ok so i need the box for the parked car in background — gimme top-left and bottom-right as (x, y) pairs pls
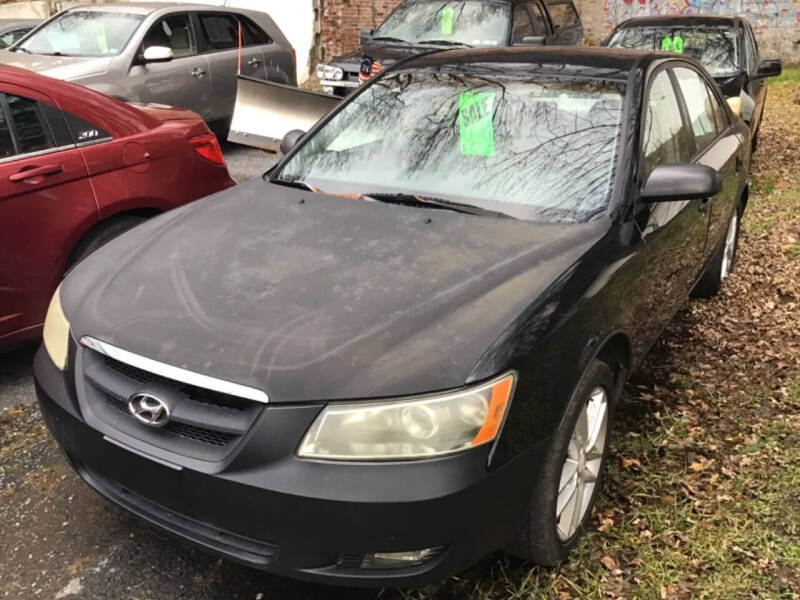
(36, 47), (750, 586)
(604, 15), (781, 148)
(0, 66), (234, 351)
(316, 0), (583, 96)
(0, 19), (40, 49)
(0, 3), (296, 133)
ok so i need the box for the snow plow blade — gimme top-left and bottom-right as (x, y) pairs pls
(228, 76), (340, 151)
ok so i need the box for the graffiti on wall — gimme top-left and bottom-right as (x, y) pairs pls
(603, 0), (800, 29)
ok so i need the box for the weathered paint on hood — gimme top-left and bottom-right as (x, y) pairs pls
(0, 49), (112, 81)
(61, 178), (607, 403)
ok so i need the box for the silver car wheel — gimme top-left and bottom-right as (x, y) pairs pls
(721, 211), (739, 280)
(556, 386), (608, 541)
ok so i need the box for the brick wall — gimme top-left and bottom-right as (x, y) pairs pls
(319, 0), (800, 65)
(320, 0), (399, 61)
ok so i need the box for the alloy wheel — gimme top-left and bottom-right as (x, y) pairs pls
(721, 211), (739, 280)
(556, 386), (608, 541)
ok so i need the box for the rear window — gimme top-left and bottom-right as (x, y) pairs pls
(545, 1), (580, 27)
(607, 26), (740, 77)
(198, 13), (239, 50)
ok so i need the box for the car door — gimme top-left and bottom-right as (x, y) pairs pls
(0, 87), (95, 343)
(194, 12), (267, 123)
(633, 68), (709, 327)
(544, 0), (583, 45)
(126, 13), (213, 121)
(743, 23), (766, 131)
(240, 15), (292, 85)
(673, 66), (742, 262)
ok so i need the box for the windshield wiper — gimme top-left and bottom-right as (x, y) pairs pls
(371, 36), (410, 44)
(417, 39), (473, 48)
(361, 192), (508, 218)
(269, 177), (314, 191)
(12, 46), (31, 53)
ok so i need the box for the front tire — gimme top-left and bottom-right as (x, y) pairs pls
(512, 360), (617, 565)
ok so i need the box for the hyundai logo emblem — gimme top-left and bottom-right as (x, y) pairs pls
(128, 393), (170, 428)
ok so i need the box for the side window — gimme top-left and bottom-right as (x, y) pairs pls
(198, 13), (240, 51)
(0, 103), (14, 159)
(545, 1), (580, 28)
(0, 28), (30, 49)
(643, 71), (691, 176)
(511, 4), (535, 43)
(745, 26), (758, 73)
(142, 14), (196, 58)
(530, 3), (550, 36)
(6, 94), (53, 154)
(673, 67), (719, 153)
(242, 17), (271, 46)
(62, 112), (111, 144)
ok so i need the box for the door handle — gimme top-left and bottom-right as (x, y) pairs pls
(9, 164), (63, 183)
(247, 58), (262, 67)
(191, 67), (207, 78)
(699, 198), (711, 214)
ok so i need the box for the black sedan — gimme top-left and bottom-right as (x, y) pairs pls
(604, 15), (781, 148)
(35, 47), (750, 587)
(317, 0), (583, 96)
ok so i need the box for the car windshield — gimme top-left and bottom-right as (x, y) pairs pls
(274, 69), (625, 223)
(16, 10), (143, 57)
(607, 26), (740, 77)
(374, 0), (510, 47)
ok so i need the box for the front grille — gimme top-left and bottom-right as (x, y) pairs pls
(81, 347), (265, 463)
(103, 392), (238, 448)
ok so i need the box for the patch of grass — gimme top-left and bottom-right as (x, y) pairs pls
(769, 68), (800, 88)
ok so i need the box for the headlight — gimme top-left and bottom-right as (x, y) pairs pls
(316, 63), (344, 81)
(298, 373), (515, 460)
(43, 285), (70, 370)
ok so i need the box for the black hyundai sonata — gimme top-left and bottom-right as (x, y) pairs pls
(35, 47), (750, 587)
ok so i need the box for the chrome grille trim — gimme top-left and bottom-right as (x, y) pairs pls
(79, 336), (269, 404)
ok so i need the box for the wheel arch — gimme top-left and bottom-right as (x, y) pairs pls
(65, 207), (163, 271)
(587, 331), (632, 391)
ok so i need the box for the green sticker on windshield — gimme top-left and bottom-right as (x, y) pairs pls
(661, 35), (684, 54)
(441, 7), (454, 35)
(459, 91), (495, 156)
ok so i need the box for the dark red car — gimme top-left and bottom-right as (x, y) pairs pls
(0, 66), (235, 351)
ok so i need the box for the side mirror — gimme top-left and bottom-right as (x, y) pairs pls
(727, 96), (742, 117)
(520, 36), (545, 46)
(142, 45), (173, 63)
(280, 129), (305, 155)
(360, 27), (375, 46)
(756, 58), (782, 79)
(641, 164), (721, 203)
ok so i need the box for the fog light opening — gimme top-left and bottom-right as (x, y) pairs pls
(360, 547), (442, 570)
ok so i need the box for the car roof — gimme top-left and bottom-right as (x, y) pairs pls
(615, 15), (743, 28)
(66, 2), (263, 15)
(404, 46), (667, 82)
(0, 64), (157, 135)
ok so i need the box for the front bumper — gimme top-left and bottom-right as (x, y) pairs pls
(34, 346), (543, 587)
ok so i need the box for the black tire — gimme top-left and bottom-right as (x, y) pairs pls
(512, 359), (617, 566)
(66, 215), (145, 271)
(691, 206), (741, 299)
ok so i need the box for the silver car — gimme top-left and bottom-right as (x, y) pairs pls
(0, 3), (296, 129)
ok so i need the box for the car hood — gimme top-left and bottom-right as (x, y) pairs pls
(329, 42), (428, 72)
(62, 179), (607, 403)
(0, 50), (111, 80)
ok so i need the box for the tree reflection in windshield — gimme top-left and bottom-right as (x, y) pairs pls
(375, 0), (510, 47)
(276, 68), (625, 224)
(607, 27), (740, 77)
